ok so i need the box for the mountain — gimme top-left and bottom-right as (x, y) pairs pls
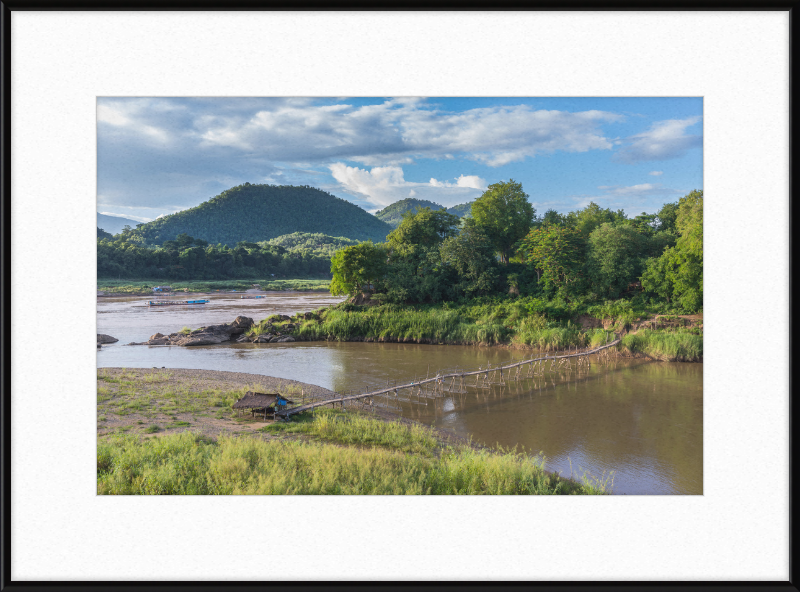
(447, 202), (474, 218)
(97, 213), (142, 235)
(128, 184), (393, 246)
(374, 198), (446, 228)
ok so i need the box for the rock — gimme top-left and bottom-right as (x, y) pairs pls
(149, 332), (165, 341)
(97, 334), (119, 344)
(232, 316), (254, 328)
(148, 337), (170, 345)
(276, 336), (295, 343)
(177, 333), (228, 346)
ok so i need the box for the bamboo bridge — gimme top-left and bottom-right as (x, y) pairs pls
(275, 338), (621, 419)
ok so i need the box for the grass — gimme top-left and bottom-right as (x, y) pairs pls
(296, 304), (597, 350)
(97, 278), (332, 294)
(618, 329), (703, 362)
(261, 409), (439, 455)
(97, 420), (611, 495)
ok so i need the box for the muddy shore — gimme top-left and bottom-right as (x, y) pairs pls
(96, 367), (479, 450)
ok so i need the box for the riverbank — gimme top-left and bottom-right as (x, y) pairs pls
(97, 278), (331, 295)
(276, 301), (703, 362)
(96, 368), (611, 494)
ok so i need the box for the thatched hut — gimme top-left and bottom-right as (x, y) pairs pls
(232, 391), (295, 419)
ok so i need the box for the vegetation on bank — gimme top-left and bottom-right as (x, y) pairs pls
(98, 229), (345, 280)
(97, 278), (331, 294)
(330, 183), (703, 315)
(285, 298), (701, 360)
(97, 409), (612, 495)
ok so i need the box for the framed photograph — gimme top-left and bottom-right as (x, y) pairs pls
(4, 6), (793, 586)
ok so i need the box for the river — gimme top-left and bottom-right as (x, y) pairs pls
(97, 291), (703, 495)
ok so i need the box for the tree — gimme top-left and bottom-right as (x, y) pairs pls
(439, 219), (499, 297)
(516, 224), (586, 293)
(329, 241), (388, 296)
(585, 223), (648, 298)
(471, 179), (536, 264)
(564, 202), (626, 236)
(386, 207), (460, 250)
(539, 209), (567, 227)
(640, 190), (703, 311)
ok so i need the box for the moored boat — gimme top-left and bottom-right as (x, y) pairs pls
(148, 299), (210, 306)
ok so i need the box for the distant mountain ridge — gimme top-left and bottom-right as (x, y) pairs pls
(97, 213), (141, 235)
(128, 184), (393, 246)
(374, 198), (475, 228)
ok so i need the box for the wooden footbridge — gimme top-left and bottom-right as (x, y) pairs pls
(275, 338), (621, 419)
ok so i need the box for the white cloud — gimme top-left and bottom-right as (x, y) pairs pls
(648, 171), (664, 176)
(329, 163), (486, 208)
(597, 183), (659, 196)
(615, 117), (702, 163)
(197, 101), (622, 168)
(97, 101), (170, 143)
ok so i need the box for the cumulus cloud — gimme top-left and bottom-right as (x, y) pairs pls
(329, 164), (486, 208)
(614, 117), (702, 163)
(195, 100), (621, 167)
(648, 171), (664, 176)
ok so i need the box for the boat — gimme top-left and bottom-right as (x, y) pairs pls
(240, 295), (265, 299)
(148, 299), (210, 306)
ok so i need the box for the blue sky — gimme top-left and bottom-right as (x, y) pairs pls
(97, 97), (702, 223)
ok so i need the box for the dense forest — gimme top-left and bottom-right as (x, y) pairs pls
(97, 231), (349, 280)
(331, 180), (703, 313)
(123, 184), (393, 246)
(374, 198), (474, 227)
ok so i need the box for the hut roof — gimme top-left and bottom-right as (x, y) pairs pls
(232, 391), (294, 409)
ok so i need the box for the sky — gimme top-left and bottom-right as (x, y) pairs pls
(97, 97), (702, 223)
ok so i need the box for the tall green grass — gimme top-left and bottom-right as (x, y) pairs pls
(618, 329), (703, 362)
(97, 430), (609, 495)
(295, 305), (588, 348)
(263, 410), (439, 455)
(295, 307), (508, 344)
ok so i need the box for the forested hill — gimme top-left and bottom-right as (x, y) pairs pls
(374, 198), (446, 228)
(447, 202), (474, 218)
(129, 184), (393, 246)
(97, 213), (141, 235)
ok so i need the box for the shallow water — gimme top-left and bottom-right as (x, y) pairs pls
(97, 292), (702, 494)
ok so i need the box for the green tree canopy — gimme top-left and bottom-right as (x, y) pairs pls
(565, 202), (626, 236)
(641, 190), (703, 311)
(330, 241), (388, 297)
(585, 223), (649, 298)
(439, 219), (499, 297)
(516, 224), (586, 293)
(386, 207), (461, 250)
(471, 179), (536, 264)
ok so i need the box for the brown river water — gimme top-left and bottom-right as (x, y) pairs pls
(97, 292), (703, 495)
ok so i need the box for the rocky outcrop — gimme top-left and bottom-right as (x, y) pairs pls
(129, 316), (254, 346)
(97, 334), (119, 344)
